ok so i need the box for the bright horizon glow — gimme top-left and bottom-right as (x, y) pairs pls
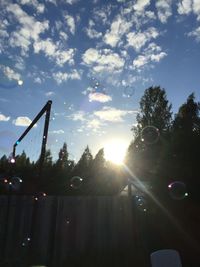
(103, 139), (129, 165)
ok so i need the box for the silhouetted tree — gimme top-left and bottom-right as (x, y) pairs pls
(71, 146), (93, 194)
(90, 148), (106, 194)
(169, 93), (200, 198)
(56, 143), (69, 169)
(132, 86), (172, 136)
(126, 86), (173, 198)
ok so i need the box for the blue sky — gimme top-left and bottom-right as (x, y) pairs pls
(0, 0), (200, 162)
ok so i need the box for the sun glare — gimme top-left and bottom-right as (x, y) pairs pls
(104, 139), (128, 165)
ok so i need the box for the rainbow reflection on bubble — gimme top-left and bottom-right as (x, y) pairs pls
(168, 181), (188, 200)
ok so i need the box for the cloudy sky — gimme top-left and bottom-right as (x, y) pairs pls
(0, 0), (200, 162)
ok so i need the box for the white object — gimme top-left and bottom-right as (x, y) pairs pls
(151, 249), (182, 267)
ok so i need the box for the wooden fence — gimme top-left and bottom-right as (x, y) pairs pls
(0, 196), (199, 267)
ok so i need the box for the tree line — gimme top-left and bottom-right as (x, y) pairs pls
(0, 86), (200, 199)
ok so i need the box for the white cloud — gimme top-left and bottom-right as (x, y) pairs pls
(67, 111), (86, 121)
(82, 48), (125, 73)
(188, 26), (200, 41)
(7, 4), (75, 66)
(133, 55), (149, 68)
(85, 19), (102, 39)
(53, 69), (81, 84)
(64, 0), (79, 4)
(133, 0), (151, 12)
(126, 27), (159, 52)
(94, 106), (136, 122)
(67, 111), (105, 132)
(13, 116), (34, 127)
(33, 38), (75, 66)
(103, 15), (132, 47)
(82, 86), (94, 95)
(64, 14), (75, 34)
(34, 77), (42, 84)
(86, 119), (104, 130)
(177, 0), (200, 20)
(88, 92), (112, 103)
(45, 91), (55, 97)
(133, 42), (167, 69)
(34, 38), (56, 55)
(177, 0), (192, 15)
(0, 19), (9, 41)
(59, 31), (68, 40)
(19, 0), (45, 14)
(7, 3), (49, 55)
(0, 114), (10, 121)
(0, 65), (21, 82)
(193, 0), (200, 20)
(93, 5), (112, 25)
(156, 0), (172, 23)
(51, 130), (65, 134)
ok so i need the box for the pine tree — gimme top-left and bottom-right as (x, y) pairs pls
(170, 93), (200, 198)
(56, 143), (69, 169)
(132, 86), (172, 137)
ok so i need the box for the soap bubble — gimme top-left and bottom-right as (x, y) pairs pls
(70, 176), (83, 189)
(34, 192), (47, 201)
(90, 77), (106, 94)
(0, 177), (9, 191)
(10, 177), (22, 191)
(141, 126), (160, 145)
(123, 86), (135, 98)
(135, 195), (148, 212)
(8, 153), (16, 164)
(168, 181), (188, 200)
(21, 237), (31, 247)
(18, 80), (23, 86)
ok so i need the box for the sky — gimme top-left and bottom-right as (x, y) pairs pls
(0, 0), (200, 162)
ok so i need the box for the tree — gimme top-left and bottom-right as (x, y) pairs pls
(56, 143), (69, 169)
(173, 93), (200, 134)
(71, 146), (93, 194)
(132, 86), (172, 137)
(43, 149), (53, 167)
(75, 146), (93, 172)
(170, 93), (200, 198)
(126, 86), (173, 196)
(90, 148), (106, 194)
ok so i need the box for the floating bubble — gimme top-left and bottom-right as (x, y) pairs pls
(18, 80), (23, 86)
(10, 158), (16, 164)
(90, 77), (106, 94)
(70, 176), (83, 189)
(34, 192), (47, 201)
(135, 195), (148, 212)
(50, 110), (56, 122)
(10, 177), (22, 191)
(8, 153), (16, 164)
(0, 177), (8, 191)
(21, 237), (31, 247)
(141, 126), (160, 145)
(123, 86), (135, 98)
(168, 181), (188, 200)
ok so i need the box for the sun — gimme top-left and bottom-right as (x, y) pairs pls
(104, 139), (128, 165)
